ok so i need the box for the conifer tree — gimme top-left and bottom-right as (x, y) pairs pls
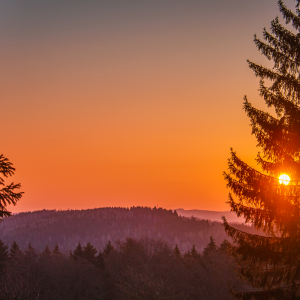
(223, 1), (300, 298)
(219, 240), (230, 254)
(39, 246), (52, 266)
(41, 246), (51, 258)
(203, 237), (218, 258)
(0, 154), (23, 220)
(183, 250), (191, 259)
(69, 242), (84, 261)
(25, 243), (38, 261)
(174, 244), (181, 258)
(9, 241), (21, 259)
(52, 243), (61, 256)
(103, 241), (114, 258)
(83, 242), (97, 264)
(190, 245), (200, 259)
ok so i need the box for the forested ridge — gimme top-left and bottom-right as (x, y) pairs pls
(0, 207), (261, 299)
(0, 207), (259, 253)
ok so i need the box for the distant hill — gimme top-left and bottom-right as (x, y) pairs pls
(0, 207), (255, 254)
(175, 209), (245, 223)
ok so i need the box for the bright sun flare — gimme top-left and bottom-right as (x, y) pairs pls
(279, 174), (291, 185)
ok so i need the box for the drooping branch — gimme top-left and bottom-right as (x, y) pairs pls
(0, 155), (23, 221)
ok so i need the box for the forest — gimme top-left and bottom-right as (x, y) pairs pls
(0, 207), (258, 299)
(0, 235), (245, 299)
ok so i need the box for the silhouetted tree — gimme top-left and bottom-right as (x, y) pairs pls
(184, 250), (191, 259)
(0, 154), (23, 220)
(52, 243), (61, 256)
(40, 245), (51, 260)
(223, 1), (300, 298)
(219, 239), (230, 253)
(103, 240), (114, 258)
(69, 242), (84, 261)
(190, 244), (200, 259)
(24, 243), (38, 264)
(203, 237), (218, 258)
(83, 242), (97, 264)
(9, 241), (20, 259)
(174, 244), (181, 258)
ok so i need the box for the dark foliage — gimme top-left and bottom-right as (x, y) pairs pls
(0, 154), (23, 220)
(0, 238), (241, 300)
(224, 0), (300, 298)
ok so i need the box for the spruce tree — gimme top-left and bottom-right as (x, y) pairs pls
(41, 246), (52, 258)
(69, 242), (84, 261)
(219, 240), (230, 254)
(25, 243), (38, 261)
(52, 243), (61, 256)
(173, 244), (181, 258)
(83, 242), (97, 264)
(103, 241), (114, 258)
(223, 1), (300, 298)
(0, 154), (23, 220)
(190, 245), (200, 259)
(9, 241), (21, 259)
(203, 237), (218, 258)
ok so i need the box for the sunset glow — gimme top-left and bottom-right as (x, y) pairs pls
(1, 0), (295, 213)
(279, 174), (290, 185)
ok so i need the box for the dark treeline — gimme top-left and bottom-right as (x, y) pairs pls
(0, 207), (260, 253)
(0, 237), (244, 300)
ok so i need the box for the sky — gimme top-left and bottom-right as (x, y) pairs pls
(1, 0), (297, 212)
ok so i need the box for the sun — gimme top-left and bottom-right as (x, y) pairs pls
(279, 174), (290, 185)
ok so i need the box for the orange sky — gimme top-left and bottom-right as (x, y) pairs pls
(1, 0), (296, 212)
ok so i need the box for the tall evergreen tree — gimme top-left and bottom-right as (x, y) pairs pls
(69, 242), (84, 261)
(52, 243), (61, 256)
(219, 239), (230, 254)
(203, 237), (218, 258)
(40, 245), (52, 259)
(0, 154), (23, 220)
(223, 1), (300, 298)
(190, 244), (200, 259)
(173, 244), (181, 258)
(24, 243), (38, 261)
(103, 241), (114, 258)
(83, 242), (97, 264)
(9, 241), (21, 259)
